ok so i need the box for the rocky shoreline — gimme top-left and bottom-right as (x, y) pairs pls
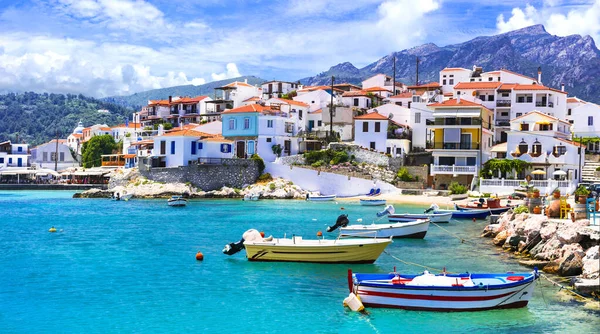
(482, 211), (599, 296)
(73, 169), (308, 200)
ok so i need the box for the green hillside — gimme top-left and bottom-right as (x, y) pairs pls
(0, 92), (134, 146)
(102, 75), (265, 109)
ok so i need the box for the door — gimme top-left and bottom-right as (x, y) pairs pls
(17, 158), (22, 167)
(308, 120), (314, 131)
(500, 131), (507, 143)
(460, 133), (471, 149)
(236, 141), (246, 158)
(284, 140), (291, 156)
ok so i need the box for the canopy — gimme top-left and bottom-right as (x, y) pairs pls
(553, 170), (567, 176)
(535, 121), (551, 125)
(531, 170), (546, 175)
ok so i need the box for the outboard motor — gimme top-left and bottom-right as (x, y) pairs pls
(376, 205), (395, 217)
(326, 214), (349, 232)
(223, 238), (245, 255)
(424, 203), (439, 214)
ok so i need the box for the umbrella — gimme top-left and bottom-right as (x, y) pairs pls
(553, 170), (567, 176)
(531, 170), (546, 175)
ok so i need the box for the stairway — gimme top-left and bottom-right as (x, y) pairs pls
(582, 160), (600, 183)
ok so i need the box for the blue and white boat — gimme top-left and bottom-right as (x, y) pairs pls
(388, 212), (452, 223)
(346, 269), (539, 311)
(359, 198), (386, 206)
(306, 194), (336, 201)
(426, 204), (489, 220)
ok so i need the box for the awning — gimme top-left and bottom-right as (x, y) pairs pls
(433, 111), (480, 117)
(1, 172), (17, 176)
(491, 142), (507, 153)
(35, 172), (48, 176)
(536, 120), (551, 125)
(553, 170), (567, 176)
(531, 170), (546, 175)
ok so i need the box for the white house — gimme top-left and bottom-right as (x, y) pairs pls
(261, 81), (302, 99)
(0, 141), (30, 168)
(566, 98), (600, 153)
(208, 80), (262, 113)
(265, 98), (310, 131)
(30, 139), (78, 171)
(368, 103), (431, 150)
(152, 129), (233, 168)
(353, 112), (389, 152)
(341, 91), (373, 109)
(362, 74), (406, 95)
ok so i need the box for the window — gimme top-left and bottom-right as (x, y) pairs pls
(449, 79), (454, 85)
(386, 147), (391, 154)
(362, 122), (369, 132)
(488, 95), (494, 101)
(221, 144), (231, 153)
(244, 118), (250, 129)
(160, 141), (166, 155)
(520, 123), (529, 131)
(443, 75), (447, 78)
(449, 75), (454, 78)
(396, 148), (401, 154)
(497, 77), (501, 81)
(501, 92), (509, 97)
(588, 116), (594, 126)
(51, 152), (57, 162)
(9, 158), (12, 164)
(442, 79), (447, 85)
(191, 142), (197, 155)
(554, 146), (567, 156)
(267, 120), (273, 128)
(299, 110), (303, 120)
(43, 152), (48, 162)
(466, 157), (477, 166)
(479, 95), (485, 101)
(59, 152), (64, 161)
(228, 119), (235, 130)
(569, 120), (574, 124)
(375, 122), (381, 132)
(354, 98), (359, 106)
(397, 101), (402, 106)
(415, 112), (421, 124)
(516, 113), (522, 117)
(456, 91), (461, 95)
(370, 142), (376, 150)
(567, 109), (572, 116)
(17, 146), (22, 152)
(198, 142), (203, 150)
(517, 96), (525, 103)
(501, 112), (509, 117)
(317, 120), (322, 126)
(488, 77), (493, 81)
(266, 138), (272, 143)
(170, 141), (176, 154)
(0, 158), (3, 163)
(439, 157), (455, 165)
(407, 102), (411, 108)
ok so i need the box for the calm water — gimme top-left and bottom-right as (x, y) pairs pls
(0, 191), (598, 333)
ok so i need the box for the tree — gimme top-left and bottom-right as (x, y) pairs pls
(81, 134), (117, 168)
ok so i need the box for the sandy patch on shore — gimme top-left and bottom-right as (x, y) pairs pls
(336, 191), (457, 208)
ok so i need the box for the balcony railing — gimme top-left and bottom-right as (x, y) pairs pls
(431, 165), (477, 174)
(431, 118), (482, 126)
(496, 100), (511, 107)
(535, 102), (555, 108)
(495, 120), (510, 127)
(427, 142), (480, 149)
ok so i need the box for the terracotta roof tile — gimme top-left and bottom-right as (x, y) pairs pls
(407, 82), (440, 89)
(388, 92), (412, 98)
(364, 86), (392, 93)
(162, 129), (215, 137)
(354, 112), (389, 120)
(441, 67), (470, 72)
(342, 90), (369, 97)
(272, 98), (309, 107)
(428, 98), (487, 109)
(454, 82), (502, 90)
(221, 104), (271, 114)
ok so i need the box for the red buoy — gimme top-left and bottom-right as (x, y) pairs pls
(317, 231), (323, 237)
(472, 218), (476, 222)
(195, 251), (204, 261)
(260, 231), (265, 237)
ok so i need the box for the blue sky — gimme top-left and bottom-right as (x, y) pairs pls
(0, 0), (598, 97)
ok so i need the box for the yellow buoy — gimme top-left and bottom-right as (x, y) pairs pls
(49, 227), (57, 233)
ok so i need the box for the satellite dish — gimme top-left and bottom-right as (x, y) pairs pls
(388, 114), (394, 119)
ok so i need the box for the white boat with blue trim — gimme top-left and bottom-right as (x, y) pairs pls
(346, 269), (539, 311)
(339, 219), (430, 239)
(306, 193), (336, 201)
(167, 196), (188, 207)
(359, 198), (387, 206)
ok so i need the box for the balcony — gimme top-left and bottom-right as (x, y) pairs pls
(427, 142), (480, 150)
(495, 120), (510, 127)
(535, 102), (554, 108)
(430, 118), (481, 126)
(496, 100), (511, 107)
(431, 164), (477, 175)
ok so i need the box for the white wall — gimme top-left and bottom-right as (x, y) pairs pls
(31, 142), (78, 171)
(265, 162), (398, 196)
(293, 90), (334, 112)
(439, 69), (471, 94)
(571, 103), (600, 138)
(354, 119), (388, 152)
(194, 121), (223, 135)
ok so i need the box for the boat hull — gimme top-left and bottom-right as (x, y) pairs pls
(244, 238), (391, 263)
(456, 205), (511, 214)
(168, 199), (187, 207)
(352, 272), (537, 312)
(360, 199), (386, 206)
(340, 220), (429, 239)
(434, 209), (489, 219)
(307, 195), (336, 201)
(388, 212), (452, 223)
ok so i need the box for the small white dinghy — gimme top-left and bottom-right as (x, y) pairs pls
(168, 195), (187, 207)
(339, 219), (430, 239)
(243, 193), (259, 201)
(359, 198), (386, 206)
(306, 193), (336, 201)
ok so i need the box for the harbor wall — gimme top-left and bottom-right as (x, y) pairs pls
(0, 184), (106, 191)
(265, 162), (398, 197)
(139, 159), (260, 191)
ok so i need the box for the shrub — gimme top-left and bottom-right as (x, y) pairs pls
(271, 144), (282, 157)
(574, 185), (590, 196)
(514, 205), (529, 214)
(257, 173), (273, 182)
(304, 150), (327, 165)
(269, 183), (276, 191)
(311, 160), (324, 168)
(330, 151), (349, 165)
(596, 166), (600, 171)
(396, 167), (414, 182)
(448, 182), (467, 195)
(251, 154), (265, 175)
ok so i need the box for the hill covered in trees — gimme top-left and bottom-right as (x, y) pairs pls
(0, 92), (133, 146)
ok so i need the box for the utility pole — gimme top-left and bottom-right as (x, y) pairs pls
(415, 56), (420, 86)
(329, 75), (335, 137)
(392, 55), (396, 95)
(577, 135), (582, 183)
(479, 113), (483, 179)
(54, 129), (59, 171)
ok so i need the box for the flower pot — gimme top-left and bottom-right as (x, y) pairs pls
(533, 206), (541, 214)
(533, 191), (540, 198)
(571, 212), (575, 222)
(553, 192), (560, 199)
(578, 195), (587, 204)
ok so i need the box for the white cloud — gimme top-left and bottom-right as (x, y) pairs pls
(496, 0), (600, 42)
(211, 63), (242, 81)
(496, 4), (537, 33)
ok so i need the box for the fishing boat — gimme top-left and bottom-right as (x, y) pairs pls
(388, 212), (452, 223)
(338, 219), (430, 239)
(167, 196), (187, 207)
(223, 229), (391, 263)
(426, 204), (490, 219)
(111, 191), (133, 201)
(454, 198), (512, 214)
(359, 198), (386, 206)
(243, 193), (259, 201)
(346, 269), (539, 311)
(306, 193), (336, 201)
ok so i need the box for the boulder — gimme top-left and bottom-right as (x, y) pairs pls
(582, 246), (600, 280)
(558, 252), (583, 276)
(505, 235), (527, 249)
(543, 261), (560, 274)
(529, 239), (547, 257)
(534, 236), (563, 261)
(493, 230), (509, 246)
(540, 222), (558, 240)
(523, 215), (545, 241)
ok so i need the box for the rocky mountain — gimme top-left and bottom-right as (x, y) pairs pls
(300, 25), (600, 103)
(103, 75), (265, 109)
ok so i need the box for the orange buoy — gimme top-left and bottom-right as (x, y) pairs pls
(472, 218), (476, 222)
(195, 251), (204, 261)
(260, 231), (265, 237)
(317, 231), (323, 237)
(340, 207), (345, 210)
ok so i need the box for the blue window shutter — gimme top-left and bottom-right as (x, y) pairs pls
(191, 142), (197, 155)
(198, 142), (203, 150)
(227, 144), (232, 153)
(170, 141), (175, 154)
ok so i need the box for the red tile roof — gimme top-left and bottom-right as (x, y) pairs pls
(162, 129), (215, 137)
(243, 96), (261, 102)
(311, 109), (322, 114)
(221, 104), (271, 114)
(272, 98), (309, 107)
(556, 137), (585, 148)
(454, 82), (502, 90)
(342, 90), (369, 97)
(428, 98), (487, 109)
(298, 85), (345, 93)
(364, 86), (392, 93)
(124, 154), (137, 159)
(202, 135), (233, 143)
(407, 82), (440, 89)
(112, 123), (142, 129)
(388, 92), (412, 99)
(177, 96), (209, 104)
(354, 112), (389, 120)
(567, 97), (586, 104)
(441, 67), (469, 72)
(222, 81), (253, 88)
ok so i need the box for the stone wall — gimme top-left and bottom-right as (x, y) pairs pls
(329, 143), (390, 166)
(139, 159), (260, 191)
(278, 155), (305, 166)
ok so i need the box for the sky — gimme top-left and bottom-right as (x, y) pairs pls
(0, 0), (598, 98)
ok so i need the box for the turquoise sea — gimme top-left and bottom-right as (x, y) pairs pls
(0, 191), (598, 333)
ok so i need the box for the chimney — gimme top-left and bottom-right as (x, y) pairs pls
(561, 83), (565, 92)
(537, 67), (542, 84)
(168, 96), (172, 103)
(245, 78), (248, 84)
(457, 93), (461, 104)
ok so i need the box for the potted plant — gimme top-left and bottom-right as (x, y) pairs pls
(532, 188), (540, 198)
(552, 188), (561, 199)
(533, 206), (541, 214)
(574, 185), (590, 204)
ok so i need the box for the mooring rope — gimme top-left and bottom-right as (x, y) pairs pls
(383, 250), (455, 273)
(539, 273), (593, 302)
(431, 220), (475, 244)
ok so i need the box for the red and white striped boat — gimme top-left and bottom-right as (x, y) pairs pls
(347, 269), (538, 311)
